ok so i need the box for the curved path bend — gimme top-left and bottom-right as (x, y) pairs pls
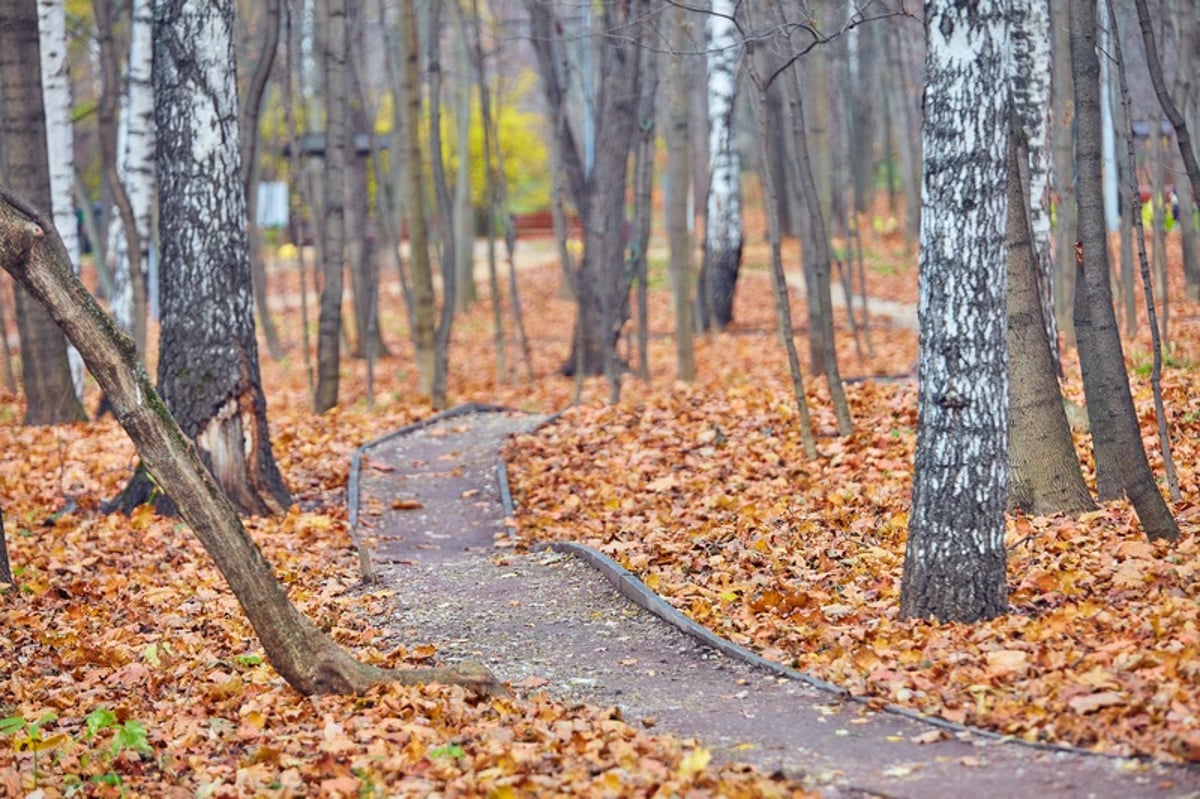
(349, 405), (1200, 798)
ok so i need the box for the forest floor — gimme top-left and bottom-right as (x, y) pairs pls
(352, 404), (1200, 797)
(1, 203), (1199, 795)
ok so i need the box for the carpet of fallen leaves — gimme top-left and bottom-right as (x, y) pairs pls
(0, 252), (826, 793)
(0, 203), (1197, 796)
(506, 230), (1200, 765)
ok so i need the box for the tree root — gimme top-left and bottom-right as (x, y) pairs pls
(312, 653), (507, 697)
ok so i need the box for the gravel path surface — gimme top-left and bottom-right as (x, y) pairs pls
(351, 406), (1200, 798)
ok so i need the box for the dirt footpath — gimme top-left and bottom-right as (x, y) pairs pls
(350, 405), (1200, 798)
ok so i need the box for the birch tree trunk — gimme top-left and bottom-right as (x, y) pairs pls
(38, 0), (83, 399)
(900, 0), (1010, 623)
(1011, 0), (1059, 366)
(112, 0), (155, 348)
(697, 0), (743, 333)
(1069, 0), (1179, 541)
(112, 0), (291, 517)
(0, 0), (86, 426)
(96, 0), (148, 357)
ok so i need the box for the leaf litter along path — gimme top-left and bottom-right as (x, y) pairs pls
(351, 405), (1199, 798)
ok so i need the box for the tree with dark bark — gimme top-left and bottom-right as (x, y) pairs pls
(399, 0), (438, 400)
(525, 0), (647, 384)
(629, 31), (658, 382)
(0, 508), (11, 589)
(744, 13), (817, 460)
(1069, 0), (1178, 542)
(666, 1), (695, 383)
(0, 0), (86, 426)
(1006, 120), (1095, 517)
(0, 188), (498, 697)
(1004, 0), (1093, 517)
(240, 0), (285, 361)
(1050, 0), (1078, 346)
(427, 0), (460, 409)
(315, 0), (348, 413)
(900, 0), (1010, 624)
(112, 0), (291, 517)
(768, 0), (852, 435)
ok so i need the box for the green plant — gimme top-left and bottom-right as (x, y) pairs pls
(428, 742), (466, 761)
(0, 712), (66, 786)
(1, 708), (154, 794)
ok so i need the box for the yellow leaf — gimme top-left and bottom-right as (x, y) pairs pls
(16, 732), (68, 753)
(488, 787), (519, 799)
(678, 746), (711, 778)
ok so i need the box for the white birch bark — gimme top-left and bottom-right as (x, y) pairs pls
(901, 1), (1011, 623)
(702, 0), (743, 331)
(109, 0), (155, 333)
(37, 0), (83, 396)
(1011, 0), (1058, 358)
(1098, 13), (1120, 232)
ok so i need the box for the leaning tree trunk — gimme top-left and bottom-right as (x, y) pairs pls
(698, 0), (743, 333)
(112, 0), (291, 517)
(900, 0), (1010, 624)
(0, 189), (497, 697)
(0, 0), (86, 426)
(1069, 0), (1178, 542)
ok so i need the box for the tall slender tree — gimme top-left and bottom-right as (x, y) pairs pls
(315, 0), (348, 413)
(0, 0), (86, 426)
(665, 1), (695, 382)
(697, 0), (743, 332)
(1069, 0), (1178, 542)
(113, 0), (290, 517)
(400, 0), (437, 399)
(109, 0), (155, 357)
(1050, 0), (1077, 345)
(96, 0), (149, 357)
(240, 0), (284, 361)
(37, 0), (82, 398)
(901, 0), (1010, 623)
